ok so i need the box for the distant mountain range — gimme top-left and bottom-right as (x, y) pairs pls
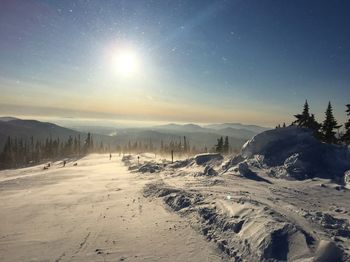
(0, 117), (270, 152)
(204, 123), (269, 133)
(151, 123), (269, 140)
(0, 117), (19, 122)
(0, 117), (81, 149)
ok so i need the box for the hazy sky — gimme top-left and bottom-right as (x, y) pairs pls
(0, 0), (349, 126)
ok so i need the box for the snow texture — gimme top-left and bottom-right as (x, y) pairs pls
(237, 126), (350, 180)
(194, 153), (223, 165)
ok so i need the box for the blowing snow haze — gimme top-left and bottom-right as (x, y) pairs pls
(1, 1), (350, 262)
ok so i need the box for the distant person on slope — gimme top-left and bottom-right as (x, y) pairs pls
(109, 153), (112, 160)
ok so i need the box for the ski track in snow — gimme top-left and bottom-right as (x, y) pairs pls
(0, 154), (221, 262)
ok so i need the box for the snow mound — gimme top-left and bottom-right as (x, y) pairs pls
(143, 182), (350, 261)
(305, 211), (350, 238)
(233, 127), (350, 180)
(138, 162), (162, 173)
(168, 158), (194, 168)
(200, 166), (218, 176)
(229, 161), (272, 183)
(194, 153), (223, 165)
(314, 240), (344, 262)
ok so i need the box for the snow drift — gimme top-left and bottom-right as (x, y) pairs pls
(128, 150), (350, 261)
(194, 153), (223, 165)
(227, 127), (350, 181)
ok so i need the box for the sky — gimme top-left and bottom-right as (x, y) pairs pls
(0, 0), (349, 127)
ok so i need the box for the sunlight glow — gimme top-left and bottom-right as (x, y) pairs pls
(112, 49), (140, 77)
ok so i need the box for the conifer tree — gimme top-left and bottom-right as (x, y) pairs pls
(308, 114), (322, 139)
(293, 100), (321, 136)
(215, 137), (224, 153)
(223, 136), (229, 154)
(293, 100), (310, 127)
(341, 104), (350, 144)
(321, 102), (341, 143)
(183, 136), (188, 153)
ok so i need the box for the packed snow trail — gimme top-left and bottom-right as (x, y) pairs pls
(0, 154), (220, 262)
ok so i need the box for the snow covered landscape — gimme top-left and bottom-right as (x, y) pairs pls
(1, 127), (349, 261)
(1, 1), (350, 261)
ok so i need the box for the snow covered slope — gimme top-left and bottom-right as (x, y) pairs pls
(125, 153), (350, 262)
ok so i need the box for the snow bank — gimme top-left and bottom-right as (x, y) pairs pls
(194, 153), (223, 165)
(200, 166), (218, 176)
(228, 161), (272, 183)
(143, 182), (350, 261)
(231, 127), (350, 180)
(138, 162), (162, 173)
(168, 158), (194, 168)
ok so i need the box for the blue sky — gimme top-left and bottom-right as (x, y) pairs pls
(0, 0), (349, 126)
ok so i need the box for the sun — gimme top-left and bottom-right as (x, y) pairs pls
(112, 49), (139, 77)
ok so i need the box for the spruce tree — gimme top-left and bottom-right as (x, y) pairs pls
(293, 100), (321, 136)
(293, 100), (310, 127)
(223, 136), (229, 154)
(321, 102), (341, 143)
(341, 104), (350, 144)
(307, 114), (322, 139)
(183, 136), (188, 153)
(215, 137), (224, 153)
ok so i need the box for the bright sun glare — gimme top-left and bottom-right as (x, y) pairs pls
(112, 49), (139, 77)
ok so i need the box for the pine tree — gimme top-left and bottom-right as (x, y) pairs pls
(84, 133), (92, 153)
(160, 140), (164, 153)
(341, 104), (350, 144)
(293, 100), (310, 127)
(215, 137), (224, 153)
(308, 114), (322, 139)
(183, 136), (188, 153)
(293, 100), (321, 136)
(321, 102), (341, 143)
(2, 136), (13, 167)
(223, 136), (229, 154)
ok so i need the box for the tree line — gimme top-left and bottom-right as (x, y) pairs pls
(276, 101), (350, 145)
(0, 133), (97, 169)
(215, 136), (230, 154)
(117, 136), (209, 156)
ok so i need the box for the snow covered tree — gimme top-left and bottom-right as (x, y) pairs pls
(321, 102), (341, 144)
(341, 104), (350, 144)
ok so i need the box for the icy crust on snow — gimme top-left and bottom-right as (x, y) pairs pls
(236, 127), (350, 180)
